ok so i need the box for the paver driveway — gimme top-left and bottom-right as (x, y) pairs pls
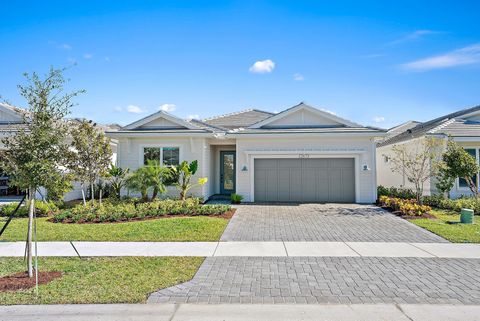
(220, 204), (447, 242)
(149, 203), (468, 304)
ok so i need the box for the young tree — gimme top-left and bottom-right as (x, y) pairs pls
(441, 139), (480, 198)
(387, 137), (442, 203)
(69, 120), (112, 205)
(0, 68), (83, 277)
(171, 160), (208, 201)
(435, 162), (456, 199)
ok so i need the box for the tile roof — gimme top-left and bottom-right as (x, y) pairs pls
(202, 109), (274, 130)
(378, 105), (480, 147)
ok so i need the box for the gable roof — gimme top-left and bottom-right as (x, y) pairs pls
(249, 102), (362, 129)
(202, 109), (274, 130)
(122, 110), (201, 131)
(378, 105), (480, 147)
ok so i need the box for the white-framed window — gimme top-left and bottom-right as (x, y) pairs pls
(457, 147), (479, 189)
(143, 147), (180, 166)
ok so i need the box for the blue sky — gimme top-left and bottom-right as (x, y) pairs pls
(1, 0), (479, 128)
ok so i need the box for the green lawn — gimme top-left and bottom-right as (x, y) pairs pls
(0, 257), (203, 304)
(0, 216), (229, 242)
(409, 209), (480, 243)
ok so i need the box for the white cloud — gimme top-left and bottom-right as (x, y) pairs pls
(83, 53), (93, 59)
(249, 59), (275, 73)
(113, 106), (122, 112)
(401, 43), (480, 71)
(159, 103), (176, 112)
(293, 73), (304, 81)
(373, 116), (385, 123)
(390, 30), (441, 45)
(187, 114), (200, 120)
(59, 43), (72, 50)
(127, 105), (145, 114)
(67, 57), (77, 64)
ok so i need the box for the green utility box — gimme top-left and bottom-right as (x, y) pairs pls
(460, 208), (474, 224)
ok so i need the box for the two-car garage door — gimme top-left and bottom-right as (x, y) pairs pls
(254, 158), (355, 203)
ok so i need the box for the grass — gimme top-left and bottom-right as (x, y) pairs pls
(0, 256), (203, 304)
(0, 216), (229, 242)
(409, 209), (480, 243)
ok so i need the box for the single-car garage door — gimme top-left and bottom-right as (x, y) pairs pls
(254, 158), (355, 203)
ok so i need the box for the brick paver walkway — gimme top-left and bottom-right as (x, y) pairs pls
(149, 257), (480, 304)
(220, 204), (447, 242)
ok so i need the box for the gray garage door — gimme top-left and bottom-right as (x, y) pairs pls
(254, 158), (355, 203)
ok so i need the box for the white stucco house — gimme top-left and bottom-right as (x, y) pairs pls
(107, 103), (385, 203)
(0, 103), (119, 201)
(377, 105), (480, 198)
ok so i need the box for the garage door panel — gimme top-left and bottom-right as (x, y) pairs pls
(265, 169), (279, 201)
(254, 158), (355, 203)
(277, 169), (291, 200)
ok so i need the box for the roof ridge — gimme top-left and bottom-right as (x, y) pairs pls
(203, 108), (273, 121)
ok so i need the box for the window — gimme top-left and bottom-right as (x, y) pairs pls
(162, 147), (180, 166)
(459, 148), (478, 188)
(143, 147), (180, 166)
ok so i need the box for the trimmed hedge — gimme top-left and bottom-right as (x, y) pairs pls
(0, 201), (59, 218)
(377, 185), (416, 200)
(52, 198), (231, 223)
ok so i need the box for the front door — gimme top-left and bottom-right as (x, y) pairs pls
(220, 151), (235, 195)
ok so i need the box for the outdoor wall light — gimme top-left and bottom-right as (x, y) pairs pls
(241, 165), (248, 171)
(363, 165), (370, 171)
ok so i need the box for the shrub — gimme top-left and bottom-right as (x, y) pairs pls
(52, 198), (231, 223)
(378, 196), (431, 216)
(0, 200), (58, 218)
(421, 195), (444, 208)
(230, 193), (243, 204)
(377, 186), (416, 200)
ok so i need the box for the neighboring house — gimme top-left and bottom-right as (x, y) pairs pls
(377, 105), (480, 198)
(0, 103), (118, 201)
(107, 103), (385, 203)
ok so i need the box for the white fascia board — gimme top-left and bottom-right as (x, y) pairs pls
(249, 103), (362, 129)
(122, 111), (198, 130)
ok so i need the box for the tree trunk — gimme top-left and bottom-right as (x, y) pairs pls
(27, 187), (35, 278)
(151, 187), (158, 201)
(91, 182), (94, 202)
(99, 188), (103, 205)
(81, 185), (87, 206)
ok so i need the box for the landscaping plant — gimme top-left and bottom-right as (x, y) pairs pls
(230, 193), (243, 204)
(69, 119), (113, 205)
(0, 67), (83, 277)
(441, 139), (480, 198)
(126, 160), (169, 202)
(107, 164), (129, 199)
(171, 160), (208, 201)
(386, 137), (442, 203)
(378, 195), (431, 216)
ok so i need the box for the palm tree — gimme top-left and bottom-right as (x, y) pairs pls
(126, 160), (168, 201)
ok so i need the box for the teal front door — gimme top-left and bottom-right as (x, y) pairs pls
(220, 151), (235, 195)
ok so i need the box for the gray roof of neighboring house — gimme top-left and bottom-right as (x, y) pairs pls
(378, 105), (480, 147)
(387, 120), (421, 136)
(202, 109), (275, 130)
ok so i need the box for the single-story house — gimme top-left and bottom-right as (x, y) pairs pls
(107, 103), (385, 203)
(0, 102), (119, 201)
(377, 105), (480, 198)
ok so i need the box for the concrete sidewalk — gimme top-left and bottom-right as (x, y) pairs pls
(2, 303), (480, 321)
(1, 241), (480, 258)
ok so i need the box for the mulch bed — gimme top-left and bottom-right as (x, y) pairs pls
(0, 271), (62, 292)
(50, 208), (236, 224)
